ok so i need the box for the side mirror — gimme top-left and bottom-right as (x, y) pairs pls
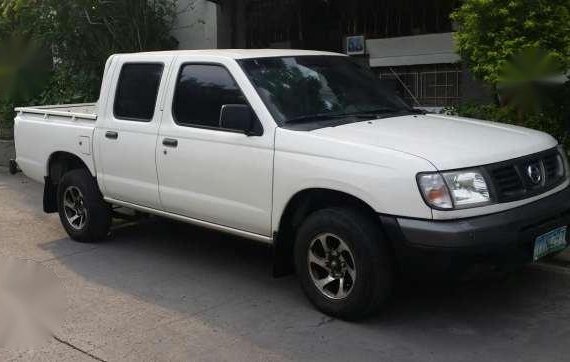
(219, 104), (261, 136)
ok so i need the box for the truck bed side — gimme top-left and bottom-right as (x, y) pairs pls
(14, 103), (98, 184)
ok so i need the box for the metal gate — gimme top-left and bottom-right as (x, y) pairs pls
(379, 69), (462, 107)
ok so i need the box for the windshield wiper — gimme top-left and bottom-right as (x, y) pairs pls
(286, 108), (425, 124)
(345, 108), (426, 119)
(286, 112), (361, 124)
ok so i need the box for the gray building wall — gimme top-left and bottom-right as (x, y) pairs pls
(172, 0), (246, 50)
(367, 33), (492, 107)
(172, 0), (218, 49)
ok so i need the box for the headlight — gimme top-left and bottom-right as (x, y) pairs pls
(418, 169), (492, 210)
(417, 173), (453, 209)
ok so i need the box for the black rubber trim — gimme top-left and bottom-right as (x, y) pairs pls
(162, 138), (178, 147)
(105, 131), (118, 139)
(43, 176), (58, 213)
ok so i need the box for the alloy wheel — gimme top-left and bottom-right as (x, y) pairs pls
(307, 233), (357, 300)
(63, 186), (88, 230)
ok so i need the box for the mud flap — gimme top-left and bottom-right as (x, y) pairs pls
(43, 176), (58, 213)
(272, 232), (295, 278)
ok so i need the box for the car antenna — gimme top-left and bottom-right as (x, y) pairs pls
(389, 67), (422, 108)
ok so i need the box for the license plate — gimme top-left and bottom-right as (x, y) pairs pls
(533, 226), (568, 261)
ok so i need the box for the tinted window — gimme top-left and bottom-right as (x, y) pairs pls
(173, 64), (247, 128)
(114, 63), (164, 121)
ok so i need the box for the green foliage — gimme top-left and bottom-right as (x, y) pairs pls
(452, 0), (570, 84)
(452, 0), (570, 148)
(497, 47), (566, 116)
(0, 0), (50, 136)
(445, 82), (570, 148)
(0, 0), (177, 137)
(444, 103), (513, 124)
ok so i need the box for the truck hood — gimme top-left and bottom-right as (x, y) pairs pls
(311, 114), (558, 170)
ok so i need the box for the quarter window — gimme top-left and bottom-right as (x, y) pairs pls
(114, 63), (164, 121)
(173, 64), (247, 128)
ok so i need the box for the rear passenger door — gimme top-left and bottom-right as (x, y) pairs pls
(156, 59), (274, 237)
(95, 55), (172, 209)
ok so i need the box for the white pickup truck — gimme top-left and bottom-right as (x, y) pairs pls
(13, 49), (570, 319)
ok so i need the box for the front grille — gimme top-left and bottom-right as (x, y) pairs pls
(543, 153), (561, 180)
(491, 166), (523, 198)
(485, 148), (566, 203)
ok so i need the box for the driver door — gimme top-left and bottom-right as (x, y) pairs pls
(156, 59), (274, 237)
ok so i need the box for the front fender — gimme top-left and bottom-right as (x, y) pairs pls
(271, 150), (435, 233)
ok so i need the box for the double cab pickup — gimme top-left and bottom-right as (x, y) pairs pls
(13, 49), (570, 319)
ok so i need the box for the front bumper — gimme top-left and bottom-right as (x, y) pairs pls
(381, 186), (570, 277)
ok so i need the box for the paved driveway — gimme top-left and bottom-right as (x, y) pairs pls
(1, 168), (570, 361)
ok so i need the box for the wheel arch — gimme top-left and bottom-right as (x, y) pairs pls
(46, 151), (95, 180)
(43, 151), (95, 213)
(272, 188), (382, 277)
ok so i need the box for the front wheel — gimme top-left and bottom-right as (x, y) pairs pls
(57, 169), (111, 242)
(294, 208), (393, 320)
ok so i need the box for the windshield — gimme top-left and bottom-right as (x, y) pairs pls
(238, 56), (413, 126)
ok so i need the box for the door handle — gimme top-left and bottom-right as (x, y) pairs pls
(105, 131), (118, 140)
(162, 138), (178, 148)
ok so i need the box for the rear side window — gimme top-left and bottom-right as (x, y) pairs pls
(114, 63), (164, 121)
(173, 64), (247, 128)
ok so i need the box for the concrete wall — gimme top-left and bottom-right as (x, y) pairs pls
(172, 0), (218, 49)
(366, 33), (460, 67)
(172, 0), (247, 50)
(215, 1), (232, 48)
(215, 0), (247, 49)
(0, 140), (15, 167)
(366, 32), (493, 105)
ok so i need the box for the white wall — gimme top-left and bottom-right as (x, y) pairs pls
(172, 0), (218, 49)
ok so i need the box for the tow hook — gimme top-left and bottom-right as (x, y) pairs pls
(8, 159), (20, 175)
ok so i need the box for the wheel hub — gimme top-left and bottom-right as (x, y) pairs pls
(307, 233), (356, 300)
(327, 254), (346, 277)
(63, 186), (88, 230)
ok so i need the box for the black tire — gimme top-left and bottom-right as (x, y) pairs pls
(294, 207), (393, 320)
(57, 169), (111, 242)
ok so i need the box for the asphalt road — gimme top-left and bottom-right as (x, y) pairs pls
(1, 167), (570, 361)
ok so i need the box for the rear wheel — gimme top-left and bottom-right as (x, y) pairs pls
(57, 169), (111, 242)
(294, 207), (393, 320)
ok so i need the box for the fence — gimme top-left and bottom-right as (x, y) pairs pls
(378, 69), (462, 108)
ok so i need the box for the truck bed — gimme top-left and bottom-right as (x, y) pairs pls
(14, 102), (98, 184)
(15, 103), (97, 121)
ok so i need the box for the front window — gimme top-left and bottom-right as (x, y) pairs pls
(173, 64), (248, 129)
(239, 56), (414, 127)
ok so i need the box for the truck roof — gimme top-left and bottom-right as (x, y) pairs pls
(117, 49), (345, 60)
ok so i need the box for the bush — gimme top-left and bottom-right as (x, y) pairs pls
(443, 103), (513, 124)
(452, 0), (570, 84)
(451, 0), (570, 149)
(446, 83), (570, 149)
(0, 0), (178, 137)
